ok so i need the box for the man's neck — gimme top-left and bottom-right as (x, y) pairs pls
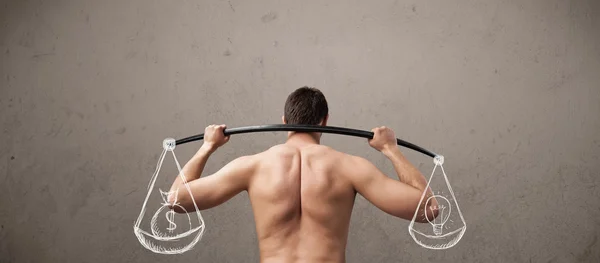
(285, 132), (320, 147)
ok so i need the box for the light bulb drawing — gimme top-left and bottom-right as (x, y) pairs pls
(425, 195), (451, 236)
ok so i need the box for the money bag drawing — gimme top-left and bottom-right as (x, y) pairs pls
(133, 138), (205, 254)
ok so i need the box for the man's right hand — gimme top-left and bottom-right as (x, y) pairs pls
(368, 126), (397, 152)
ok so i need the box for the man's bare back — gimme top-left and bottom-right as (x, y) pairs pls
(249, 144), (356, 262)
(168, 125), (438, 263)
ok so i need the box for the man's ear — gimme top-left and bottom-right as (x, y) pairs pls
(282, 116), (287, 124)
(321, 114), (329, 126)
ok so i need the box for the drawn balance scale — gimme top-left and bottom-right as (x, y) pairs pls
(133, 139), (206, 254)
(408, 155), (467, 250)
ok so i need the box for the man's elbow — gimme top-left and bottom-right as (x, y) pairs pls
(170, 204), (188, 214)
(167, 194), (195, 214)
(412, 205), (439, 223)
(170, 203), (200, 214)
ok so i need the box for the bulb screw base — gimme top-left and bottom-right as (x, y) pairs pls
(433, 225), (443, 236)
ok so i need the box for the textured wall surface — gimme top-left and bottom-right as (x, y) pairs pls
(1, 0), (599, 262)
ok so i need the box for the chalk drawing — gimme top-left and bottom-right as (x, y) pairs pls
(133, 138), (205, 254)
(409, 155), (466, 249)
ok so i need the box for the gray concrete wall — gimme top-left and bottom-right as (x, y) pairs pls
(1, 0), (599, 262)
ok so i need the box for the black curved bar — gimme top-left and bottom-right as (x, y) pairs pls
(175, 124), (437, 158)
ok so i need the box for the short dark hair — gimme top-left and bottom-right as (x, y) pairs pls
(284, 86), (328, 125)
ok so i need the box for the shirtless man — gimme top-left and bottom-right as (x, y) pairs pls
(168, 87), (438, 262)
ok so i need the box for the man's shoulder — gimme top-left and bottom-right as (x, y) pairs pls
(258, 144), (295, 156)
(249, 144), (294, 162)
(250, 144), (370, 175)
(256, 144), (348, 160)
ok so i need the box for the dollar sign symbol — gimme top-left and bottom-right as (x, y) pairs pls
(166, 210), (177, 232)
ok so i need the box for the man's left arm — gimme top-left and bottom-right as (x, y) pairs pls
(167, 124), (255, 212)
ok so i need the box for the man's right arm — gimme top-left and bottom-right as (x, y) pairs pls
(348, 126), (438, 223)
(381, 145), (430, 201)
